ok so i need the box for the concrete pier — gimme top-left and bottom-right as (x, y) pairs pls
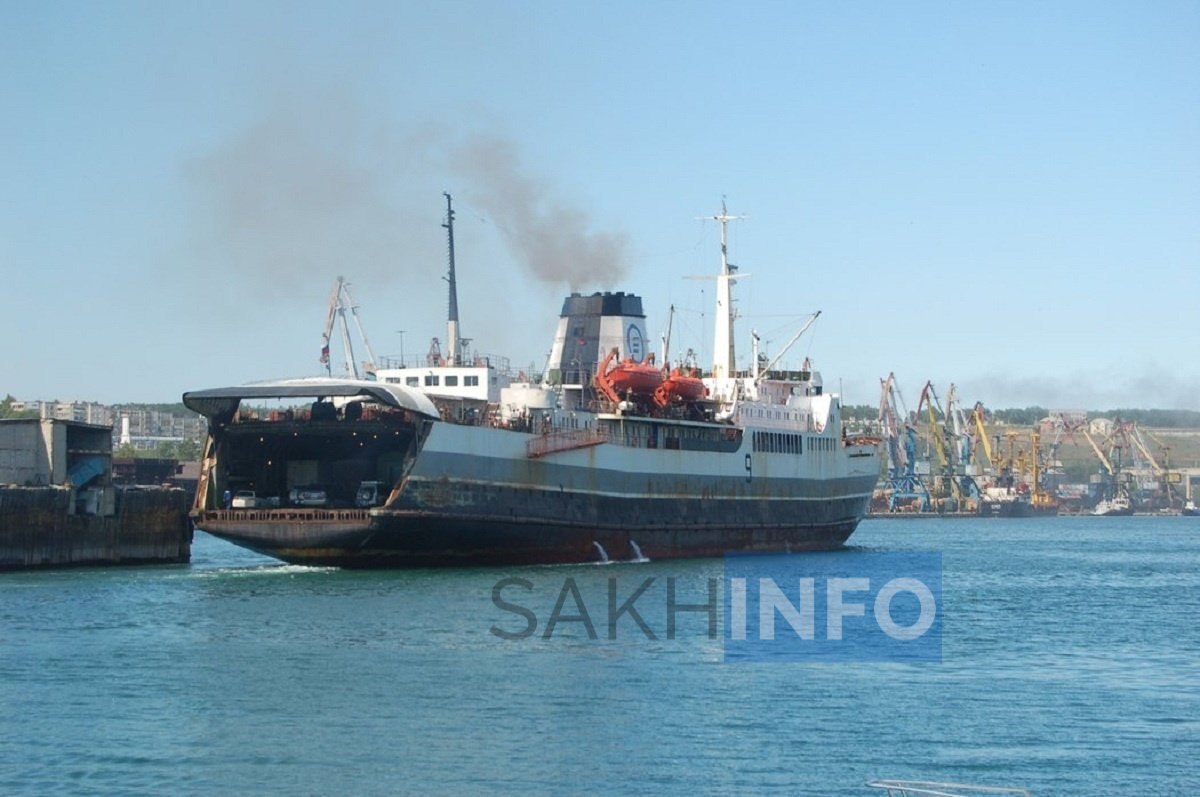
(0, 486), (192, 570)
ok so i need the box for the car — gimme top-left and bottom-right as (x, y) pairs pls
(355, 480), (385, 508)
(289, 485), (328, 507)
(231, 490), (270, 509)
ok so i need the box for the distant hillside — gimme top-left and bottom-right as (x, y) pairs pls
(990, 408), (1200, 428)
(842, 403), (1200, 429)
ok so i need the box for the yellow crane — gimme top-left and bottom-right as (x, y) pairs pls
(917, 382), (959, 500)
(1132, 425), (1183, 508)
(1082, 428), (1115, 476)
(970, 402), (995, 473)
(1029, 429), (1057, 512)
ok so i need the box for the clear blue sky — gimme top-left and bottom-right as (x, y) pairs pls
(2, 1), (1197, 410)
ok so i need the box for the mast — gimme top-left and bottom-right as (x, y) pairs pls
(661, 304), (675, 366)
(710, 201), (743, 379)
(443, 192), (460, 366)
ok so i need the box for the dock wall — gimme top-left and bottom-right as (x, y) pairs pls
(0, 486), (192, 571)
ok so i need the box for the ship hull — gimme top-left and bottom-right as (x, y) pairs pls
(186, 378), (879, 569)
(196, 490), (870, 568)
(193, 419), (876, 567)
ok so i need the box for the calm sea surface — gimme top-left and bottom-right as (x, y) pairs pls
(2, 516), (1198, 796)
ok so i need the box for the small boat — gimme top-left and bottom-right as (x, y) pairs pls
(1182, 501), (1199, 517)
(1092, 496), (1134, 516)
(594, 347), (664, 401)
(653, 367), (707, 406)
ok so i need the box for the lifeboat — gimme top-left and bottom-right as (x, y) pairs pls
(594, 347), (663, 403)
(653, 368), (707, 407)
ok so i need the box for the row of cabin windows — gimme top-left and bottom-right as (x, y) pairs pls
(385, 375), (481, 388)
(751, 432), (837, 454)
(746, 407), (808, 423)
(753, 431), (803, 455)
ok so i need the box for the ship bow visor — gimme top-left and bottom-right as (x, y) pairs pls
(183, 379), (440, 421)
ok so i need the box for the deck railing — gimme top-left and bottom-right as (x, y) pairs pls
(526, 427), (609, 459)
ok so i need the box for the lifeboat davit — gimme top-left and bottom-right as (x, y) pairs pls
(594, 347), (663, 403)
(653, 368), (707, 407)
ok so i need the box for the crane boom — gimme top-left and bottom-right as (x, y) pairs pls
(1082, 428), (1114, 474)
(320, 276), (377, 379)
(755, 312), (821, 383)
(971, 402), (994, 470)
(338, 280), (377, 376)
(320, 278), (342, 376)
(1129, 425), (1164, 474)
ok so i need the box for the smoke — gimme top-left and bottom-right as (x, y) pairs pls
(184, 93), (423, 297)
(185, 95), (629, 296)
(960, 369), (1200, 412)
(450, 136), (630, 290)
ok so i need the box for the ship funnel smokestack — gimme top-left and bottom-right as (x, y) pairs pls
(543, 291), (648, 395)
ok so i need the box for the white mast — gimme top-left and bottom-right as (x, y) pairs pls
(710, 201), (744, 379)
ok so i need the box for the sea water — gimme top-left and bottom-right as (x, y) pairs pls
(1, 516), (1197, 795)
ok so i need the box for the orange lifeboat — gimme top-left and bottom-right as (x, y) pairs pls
(594, 348), (663, 403)
(653, 368), (707, 407)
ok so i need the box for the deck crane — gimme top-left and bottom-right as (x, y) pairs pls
(320, 276), (378, 380)
(878, 373), (930, 512)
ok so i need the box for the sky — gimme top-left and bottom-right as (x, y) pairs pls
(2, 1), (1197, 411)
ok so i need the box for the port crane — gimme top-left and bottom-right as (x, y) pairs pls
(320, 276), (378, 380)
(1081, 425), (1126, 504)
(944, 384), (981, 498)
(915, 381), (976, 503)
(1028, 428), (1057, 513)
(878, 373), (930, 512)
(970, 402), (996, 474)
(1129, 424), (1183, 509)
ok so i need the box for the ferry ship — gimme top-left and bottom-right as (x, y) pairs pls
(183, 204), (880, 567)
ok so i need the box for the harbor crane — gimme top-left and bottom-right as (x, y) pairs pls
(320, 276), (378, 380)
(915, 381), (975, 503)
(1081, 425), (1125, 504)
(878, 373), (931, 512)
(970, 402), (996, 474)
(1129, 424), (1183, 509)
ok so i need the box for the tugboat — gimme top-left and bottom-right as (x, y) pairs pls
(1092, 495), (1134, 516)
